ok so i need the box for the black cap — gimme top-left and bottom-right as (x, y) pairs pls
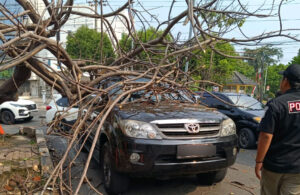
(279, 64), (300, 82)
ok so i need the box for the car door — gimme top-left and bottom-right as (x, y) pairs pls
(215, 95), (240, 121)
(56, 97), (78, 122)
(202, 93), (239, 121)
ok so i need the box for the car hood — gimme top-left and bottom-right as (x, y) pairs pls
(2, 99), (35, 106)
(243, 109), (265, 118)
(117, 101), (227, 123)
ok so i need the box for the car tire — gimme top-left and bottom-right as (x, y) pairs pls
(24, 116), (33, 122)
(58, 119), (69, 132)
(100, 142), (129, 195)
(238, 128), (256, 149)
(1, 110), (15, 125)
(197, 168), (227, 185)
(78, 133), (88, 153)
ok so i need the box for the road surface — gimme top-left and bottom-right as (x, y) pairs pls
(2, 104), (260, 195)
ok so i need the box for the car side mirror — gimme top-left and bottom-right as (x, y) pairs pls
(194, 95), (200, 103)
(216, 104), (232, 110)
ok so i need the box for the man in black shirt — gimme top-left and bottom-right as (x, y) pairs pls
(255, 64), (300, 195)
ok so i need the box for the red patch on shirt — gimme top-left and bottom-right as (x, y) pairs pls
(288, 100), (300, 114)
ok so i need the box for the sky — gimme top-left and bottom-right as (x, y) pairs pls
(2, 0), (300, 64)
(99, 0), (300, 65)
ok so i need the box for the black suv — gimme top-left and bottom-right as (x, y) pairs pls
(83, 78), (238, 194)
(199, 92), (265, 149)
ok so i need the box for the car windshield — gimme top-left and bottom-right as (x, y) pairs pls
(102, 77), (194, 103)
(130, 90), (194, 103)
(226, 94), (264, 110)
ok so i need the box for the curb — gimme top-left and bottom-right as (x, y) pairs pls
(35, 129), (54, 177)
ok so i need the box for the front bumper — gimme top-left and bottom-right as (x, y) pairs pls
(113, 135), (238, 177)
(15, 108), (37, 119)
(14, 109), (31, 119)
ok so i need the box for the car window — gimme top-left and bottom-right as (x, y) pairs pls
(55, 97), (79, 108)
(201, 94), (231, 107)
(56, 97), (69, 107)
(226, 94), (264, 110)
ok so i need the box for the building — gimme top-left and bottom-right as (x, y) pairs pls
(1, 0), (129, 97)
(223, 71), (257, 94)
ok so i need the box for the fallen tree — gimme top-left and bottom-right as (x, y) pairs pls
(0, 0), (299, 194)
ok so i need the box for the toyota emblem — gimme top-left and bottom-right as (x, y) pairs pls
(184, 123), (200, 134)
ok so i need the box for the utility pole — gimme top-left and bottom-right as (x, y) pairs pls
(129, 1), (134, 71)
(94, 0), (98, 31)
(184, 0), (195, 73)
(264, 64), (268, 93)
(130, 2), (134, 50)
(259, 51), (264, 102)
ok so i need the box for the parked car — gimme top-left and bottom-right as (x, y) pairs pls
(82, 77), (238, 194)
(0, 98), (38, 124)
(199, 92), (265, 149)
(45, 94), (78, 131)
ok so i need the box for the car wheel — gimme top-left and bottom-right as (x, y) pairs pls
(100, 142), (129, 194)
(238, 128), (256, 149)
(1, 110), (15, 125)
(78, 133), (88, 153)
(57, 119), (71, 132)
(24, 116), (33, 122)
(197, 168), (227, 185)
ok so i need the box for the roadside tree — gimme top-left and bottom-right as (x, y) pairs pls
(189, 42), (254, 85)
(66, 26), (115, 64)
(265, 64), (288, 98)
(243, 46), (283, 100)
(289, 49), (300, 65)
(119, 27), (172, 69)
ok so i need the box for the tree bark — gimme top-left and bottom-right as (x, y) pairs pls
(0, 65), (31, 104)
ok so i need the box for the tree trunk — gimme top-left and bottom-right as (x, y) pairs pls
(0, 65), (31, 104)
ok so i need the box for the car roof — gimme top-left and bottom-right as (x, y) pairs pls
(221, 92), (249, 96)
(197, 91), (250, 97)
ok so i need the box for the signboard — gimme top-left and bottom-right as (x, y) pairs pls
(213, 86), (219, 92)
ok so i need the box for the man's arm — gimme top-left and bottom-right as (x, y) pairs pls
(255, 132), (273, 179)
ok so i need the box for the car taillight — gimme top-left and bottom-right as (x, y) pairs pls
(46, 106), (52, 111)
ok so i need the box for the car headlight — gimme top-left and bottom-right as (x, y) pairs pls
(253, 117), (261, 123)
(10, 103), (25, 107)
(120, 120), (162, 139)
(220, 118), (236, 137)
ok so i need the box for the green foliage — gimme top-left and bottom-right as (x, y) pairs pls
(265, 64), (288, 98)
(119, 33), (132, 52)
(243, 46), (283, 99)
(66, 26), (115, 64)
(243, 45), (283, 70)
(0, 69), (13, 79)
(189, 42), (254, 85)
(288, 49), (300, 65)
(119, 27), (172, 62)
(198, 12), (245, 29)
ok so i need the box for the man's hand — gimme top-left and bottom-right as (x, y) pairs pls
(255, 162), (263, 179)
(255, 132), (273, 180)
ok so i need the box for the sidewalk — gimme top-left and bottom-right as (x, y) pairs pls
(0, 128), (55, 195)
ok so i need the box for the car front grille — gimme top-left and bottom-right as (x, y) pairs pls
(25, 104), (37, 110)
(155, 122), (220, 139)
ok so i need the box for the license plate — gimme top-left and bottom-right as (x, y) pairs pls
(177, 144), (216, 159)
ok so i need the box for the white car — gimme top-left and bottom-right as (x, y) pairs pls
(45, 95), (79, 131)
(0, 99), (38, 124)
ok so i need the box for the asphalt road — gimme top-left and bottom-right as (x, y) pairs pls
(1, 108), (47, 134)
(46, 138), (260, 195)
(3, 107), (260, 195)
